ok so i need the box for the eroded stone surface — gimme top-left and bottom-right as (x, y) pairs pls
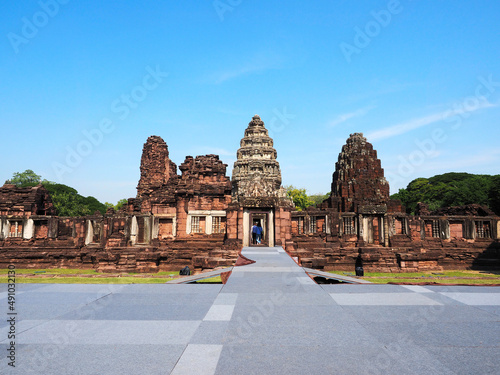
(331, 133), (390, 212)
(0, 120), (498, 273)
(231, 115), (291, 208)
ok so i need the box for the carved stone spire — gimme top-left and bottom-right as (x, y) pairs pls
(136, 136), (177, 198)
(231, 115), (290, 206)
(331, 133), (389, 212)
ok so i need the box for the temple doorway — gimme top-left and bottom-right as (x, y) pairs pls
(250, 213), (268, 246)
(362, 215), (384, 245)
(243, 208), (275, 247)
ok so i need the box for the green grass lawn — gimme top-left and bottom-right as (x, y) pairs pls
(0, 268), (176, 284)
(2, 268), (498, 285)
(194, 276), (222, 283)
(329, 270), (500, 285)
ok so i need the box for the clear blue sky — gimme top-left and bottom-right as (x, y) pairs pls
(1, 0), (499, 203)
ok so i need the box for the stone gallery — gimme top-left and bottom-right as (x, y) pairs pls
(0, 115), (499, 273)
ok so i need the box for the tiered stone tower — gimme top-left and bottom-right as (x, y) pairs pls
(227, 115), (293, 247)
(231, 115), (290, 207)
(331, 133), (390, 212)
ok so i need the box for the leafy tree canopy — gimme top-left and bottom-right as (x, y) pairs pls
(308, 192), (331, 207)
(391, 172), (500, 215)
(5, 169), (42, 187)
(285, 185), (313, 211)
(4, 170), (126, 217)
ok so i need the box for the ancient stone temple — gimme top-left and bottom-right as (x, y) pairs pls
(0, 117), (499, 273)
(331, 133), (390, 212)
(227, 115), (293, 247)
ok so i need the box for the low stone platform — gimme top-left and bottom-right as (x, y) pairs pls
(1, 247), (499, 374)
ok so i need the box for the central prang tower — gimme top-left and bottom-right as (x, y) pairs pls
(226, 115), (293, 248)
(231, 115), (289, 205)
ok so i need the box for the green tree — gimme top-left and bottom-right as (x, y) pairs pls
(114, 198), (128, 211)
(309, 192), (331, 207)
(391, 173), (500, 215)
(489, 175), (500, 215)
(42, 182), (107, 216)
(5, 169), (42, 187)
(285, 185), (314, 211)
(6, 170), (115, 216)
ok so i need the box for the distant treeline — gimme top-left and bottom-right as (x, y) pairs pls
(391, 172), (500, 215)
(5, 170), (127, 216)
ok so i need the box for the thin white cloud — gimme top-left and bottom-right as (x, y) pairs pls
(209, 53), (283, 84)
(419, 149), (500, 172)
(328, 105), (376, 127)
(213, 65), (269, 84)
(367, 100), (497, 141)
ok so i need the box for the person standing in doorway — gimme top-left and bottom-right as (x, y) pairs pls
(251, 222), (258, 245)
(256, 222), (263, 244)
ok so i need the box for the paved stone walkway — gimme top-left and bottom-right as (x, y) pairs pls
(1, 247), (499, 374)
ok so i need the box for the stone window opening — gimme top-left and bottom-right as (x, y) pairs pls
(394, 218), (407, 235)
(212, 216), (225, 234)
(191, 216), (205, 234)
(343, 217), (355, 235)
(475, 221), (491, 239)
(8, 220), (23, 238)
(309, 216), (317, 233)
(425, 220), (439, 238)
(298, 217), (304, 234)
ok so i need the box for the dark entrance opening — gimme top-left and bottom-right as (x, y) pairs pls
(250, 212), (268, 246)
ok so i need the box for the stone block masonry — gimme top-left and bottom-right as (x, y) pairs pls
(0, 122), (498, 273)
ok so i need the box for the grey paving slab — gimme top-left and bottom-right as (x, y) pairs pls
(17, 320), (201, 345)
(234, 291), (337, 306)
(230, 304), (351, 326)
(1, 247), (498, 374)
(423, 285), (500, 293)
(59, 303), (213, 321)
(223, 316), (379, 347)
(473, 305), (500, 316)
(213, 293), (238, 305)
(116, 284), (223, 294)
(189, 321), (230, 345)
(0, 320), (49, 341)
(400, 285), (436, 293)
(342, 305), (499, 323)
(425, 346), (500, 375)
(0, 344), (186, 375)
(330, 292), (443, 305)
(171, 344), (222, 375)
(215, 344), (418, 375)
(362, 321), (500, 348)
(203, 305), (235, 321)
(440, 292), (500, 305)
(321, 283), (414, 293)
(73, 291), (219, 306)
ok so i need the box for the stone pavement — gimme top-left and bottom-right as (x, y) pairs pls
(1, 246), (499, 374)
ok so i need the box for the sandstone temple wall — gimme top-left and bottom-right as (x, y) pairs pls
(0, 124), (499, 273)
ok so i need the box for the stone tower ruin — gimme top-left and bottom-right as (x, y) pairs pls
(226, 115), (293, 247)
